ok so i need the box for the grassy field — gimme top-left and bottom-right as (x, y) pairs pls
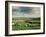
(12, 17), (40, 30)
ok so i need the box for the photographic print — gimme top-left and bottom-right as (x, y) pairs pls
(12, 7), (40, 30)
(5, 1), (45, 36)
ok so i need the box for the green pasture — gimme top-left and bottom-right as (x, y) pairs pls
(12, 17), (40, 30)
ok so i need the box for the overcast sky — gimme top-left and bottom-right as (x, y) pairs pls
(12, 6), (40, 18)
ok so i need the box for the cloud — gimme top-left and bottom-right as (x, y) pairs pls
(12, 7), (40, 18)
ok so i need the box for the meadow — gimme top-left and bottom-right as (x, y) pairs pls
(12, 17), (40, 30)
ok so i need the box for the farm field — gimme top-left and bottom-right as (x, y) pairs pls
(12, 17), (40, 30)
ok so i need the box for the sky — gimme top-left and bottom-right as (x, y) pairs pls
(12, 6), (40, 18)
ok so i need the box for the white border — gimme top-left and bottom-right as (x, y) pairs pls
(8, 3), (43, 34)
